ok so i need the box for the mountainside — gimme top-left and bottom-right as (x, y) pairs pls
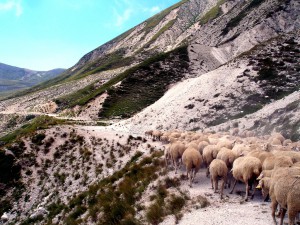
(0, 0), (300, 224)
(0, 63), (65, 95)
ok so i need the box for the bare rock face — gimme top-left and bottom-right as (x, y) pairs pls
(32, 101), (58, 114)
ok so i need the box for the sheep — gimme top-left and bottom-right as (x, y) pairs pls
(216, 139), (236, 150)
(271, 132), (285, 143)
(269, 173), (300, 225)
(152, 130), (162, 141)
(273, 155), (293, 169)
(230, 156), (262, 201)
(270, 138), (282, 146)
(209, 159), (228, 199)
(202, 145), (218, 177)
(273, 151), (300, 163)
(185, 140), (199, 150)
(197, 141), (209, 154)
(168, 141), (186, 173)
(262, 155), (276, 170)
(283, 139), (292, 146)
(257, 169), (273, 180)
(144, 130), (153, 138)
(164, 145), (171, 169)
(216, 148), (238, 187)
(256, 177), (271, 201)
(262, 155), (293, 171)
(293, 161), (300, 168)
(231, 143), (251, 157)
(160, 135), (169, 143)
(248, 150), (273, 164)
(217, 148), (238, 169)
(182, 147), (203, 187)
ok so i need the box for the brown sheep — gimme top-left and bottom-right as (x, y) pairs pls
(257, 169), (273, 180)
(164, 145), (172, 169)
(198, 141), (209, 154)
(182, 147), (203, 187)
(274, 155), (293, 169)
(160, 135), (169, 143)
(283, 139), (292, 146)
(270, 173), (300, 225)
(248, 150), (273, 165)
(231, 144), (251, 157)
(216, 148), (238, 187)
(144, 130), (153, 138)
(216, 148), (237, 169)
(168, 141), (186, 173)
(273, 151), (300, 163)
(271, 132), (285, 143)
(209, 159), (228, 199)
(216, 139), (236, 149)
(202, 145), (218, 177)
(262, 155), (276, 170)
(230, 156), (262, 201)
(152, 130), (162, 141)
(256, 177), (271, 201)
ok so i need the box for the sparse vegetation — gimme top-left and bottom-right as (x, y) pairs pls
(0, 116), (65, 145)
(199, 0), (225, 25)
(98, 45), (189, 118)
(222, 0), (266, 35)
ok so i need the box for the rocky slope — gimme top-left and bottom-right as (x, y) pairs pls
(0, 0), (299, 224)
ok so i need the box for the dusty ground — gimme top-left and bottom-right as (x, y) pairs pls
(81, 125), (277, 225)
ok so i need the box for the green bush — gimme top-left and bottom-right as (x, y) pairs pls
(146, 202), (165, 225)
(31, 133), (46, 145)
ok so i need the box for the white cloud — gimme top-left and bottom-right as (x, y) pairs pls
(150, 6), (161, 14)
(111, 1), (162, 28)
(0, 0), (23, 16)
(114, 8), (133, 27)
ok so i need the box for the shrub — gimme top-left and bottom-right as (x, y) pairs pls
(146, 202), (164, 225)
(31, 133), (46, 145)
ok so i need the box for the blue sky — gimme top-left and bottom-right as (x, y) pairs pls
(0, 0), (180, 71)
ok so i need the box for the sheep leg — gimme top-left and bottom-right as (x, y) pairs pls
(250, 183), (256, 200)
(189, 171), (192, 187)
(165, 157), (168, 169)
(229, 179), (237, 194)
(210, 176), (214, 189)
(279, 208), (286, 225)
(214, 178), (218, 193)
(206, 167), (210, 178)
(174, 158), (178, 174)
(271, 199), (278, 225)
(288, 208), (296, 225)
(245, 181), (249, 201)
(226, 172), (231, 189)
(192, 169), (196, 183)
(263, 194), (270, 202)
(220, 179), (225, 199)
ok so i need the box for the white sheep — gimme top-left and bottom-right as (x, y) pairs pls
(230, 156), (262, 201)
(209, 159), (228, 199)
(182, 147), (203, 187)
(202, 145), (218, 177)
(168, 141), (186, 173)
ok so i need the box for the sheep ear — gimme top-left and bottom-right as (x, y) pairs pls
(256, 184), (261, 189)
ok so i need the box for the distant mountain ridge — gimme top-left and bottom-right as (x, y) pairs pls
(0, 62), (65, 94)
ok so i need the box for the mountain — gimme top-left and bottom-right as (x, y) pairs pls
(0, 63), (65, 94)
(0, 0), (299, 224)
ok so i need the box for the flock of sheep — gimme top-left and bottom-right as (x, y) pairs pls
(145, 129), (300, 225)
